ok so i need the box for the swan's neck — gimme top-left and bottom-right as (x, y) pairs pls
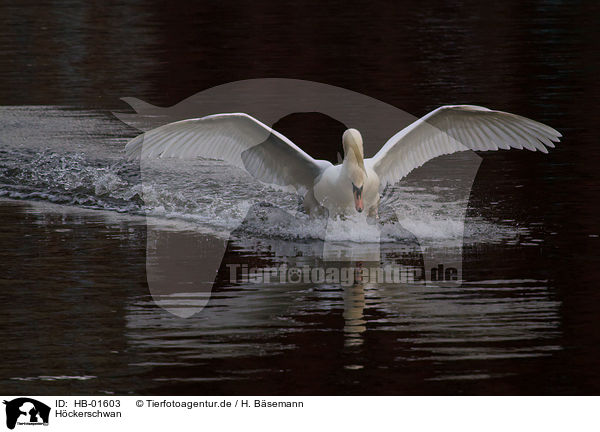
(341, 152), (365, 187)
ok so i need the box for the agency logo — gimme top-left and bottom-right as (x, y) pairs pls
(114, 78), (483, 318)
(3, 398), (50, 430)
(114, 77), (559, 318)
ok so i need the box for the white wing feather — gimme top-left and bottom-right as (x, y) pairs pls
(369, 105), (561, 188)
(125, 113), (332, 194)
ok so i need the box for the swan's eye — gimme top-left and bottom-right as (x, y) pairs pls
(352, 183), (363, 195)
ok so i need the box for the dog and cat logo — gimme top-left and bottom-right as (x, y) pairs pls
(3, 398), (50, 429)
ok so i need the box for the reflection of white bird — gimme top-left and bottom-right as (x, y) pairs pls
(125, 105), (560, 218)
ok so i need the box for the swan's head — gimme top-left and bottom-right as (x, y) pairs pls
(342, 128), (367, 213)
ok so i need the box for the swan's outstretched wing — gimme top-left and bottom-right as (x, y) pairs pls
(369, 105), (561, 188)
(125, 113), (332, 194)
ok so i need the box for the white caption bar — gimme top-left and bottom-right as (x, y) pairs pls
(0, 396), (596, 431)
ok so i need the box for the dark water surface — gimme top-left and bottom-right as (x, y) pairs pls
(1, 1), (600, 395)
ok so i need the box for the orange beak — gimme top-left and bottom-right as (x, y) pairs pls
(352, 183), (364, 213)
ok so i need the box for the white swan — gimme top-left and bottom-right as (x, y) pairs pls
(125, 105), (561, 218)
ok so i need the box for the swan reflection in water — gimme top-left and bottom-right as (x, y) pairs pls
(343, 272), (367, 347)
(127, 222), (561, 382)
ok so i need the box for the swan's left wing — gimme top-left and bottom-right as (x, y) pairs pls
(126, 113), (332, 194)
(369, 105), (561, 188)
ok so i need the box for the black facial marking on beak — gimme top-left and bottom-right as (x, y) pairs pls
(352, 182), (364, 212)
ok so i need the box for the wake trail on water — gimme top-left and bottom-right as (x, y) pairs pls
(0, 106), (526, 245)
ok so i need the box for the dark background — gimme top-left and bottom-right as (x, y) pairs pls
(1, 0), (599, 394)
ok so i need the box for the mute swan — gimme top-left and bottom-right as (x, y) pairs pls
(125, 105), (561, 218)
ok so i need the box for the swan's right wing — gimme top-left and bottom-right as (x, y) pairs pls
(125, 113), (332, 194)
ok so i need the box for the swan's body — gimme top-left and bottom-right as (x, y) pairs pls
(125, 105), (561, 218)
(312, 161), (380, 216)
(309, 129), (381, 217)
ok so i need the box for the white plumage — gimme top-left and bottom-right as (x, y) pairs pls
(125, 105), (561, 217)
